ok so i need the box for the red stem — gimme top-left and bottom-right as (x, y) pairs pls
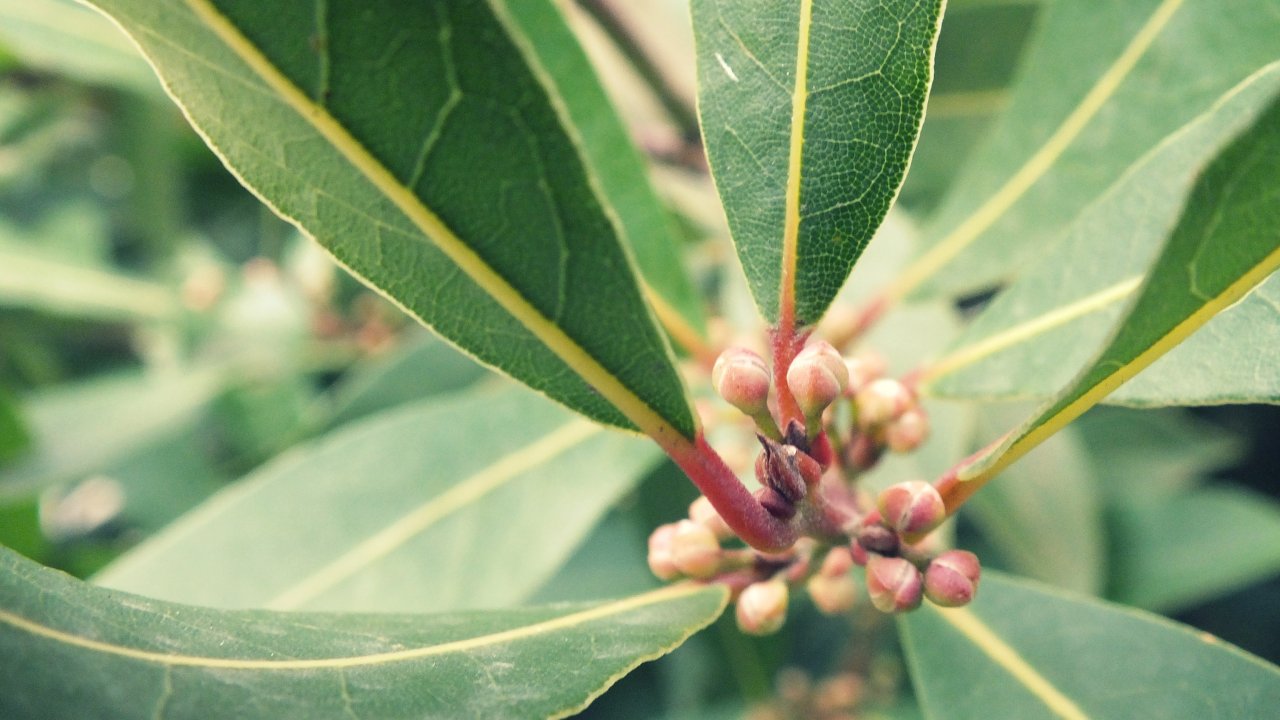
(769, 325), (807, 428)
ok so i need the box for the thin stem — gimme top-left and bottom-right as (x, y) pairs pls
(769, 325), (806, 429)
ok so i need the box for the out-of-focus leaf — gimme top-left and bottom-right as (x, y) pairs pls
(0, 546), (728, 720)
(0, 239), (177, 322)
(966, 409), (1104, 595)
(1109, 486), (1280, 613)
(322, 331), (488, 430)
(82, 0), (695, 439)
(0, 369), (222, 499)
(0, 388), (29, 465)
(925, 64), (1280, 405)
(0, 0), (161, 96)
(944, 76), (1280, 495)
(899, 0), (1280, 299)
(900, 572), (1280, 719)
(95, 387), (662, 613)
(692, 0), (944, 327)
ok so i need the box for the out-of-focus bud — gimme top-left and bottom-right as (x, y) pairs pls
(854, 378), (911, 430)
(844, 351), (887, 394)
(849, 540), (869, 567)
(865, 555), (924, 614)
(807, 573), (858, 615)
(844, 432), (884, 472)
(647, 524), (680, 580)
(885, 407), (930, 453)
(877, 481), (946, 536)
(819, 547), (855, 578)
(688, 495), (734, 540)
(737, 579), (789, 635)
(924, 550), (981, 607)
(671, 519), (722, 578)
(787, 341), (849, 420)
(713, 347), (772, 417)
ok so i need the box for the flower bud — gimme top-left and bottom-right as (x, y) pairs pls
(855, 378), (911, 430)
(736, 579), (789, 635)
(688, 495), (734, 540)
(787, 341), (849, 419)
(713, 347), (771, 417)
(924, 550), (981, 607)
(884, 407), (929, 453)
(877, 481), (946, 536)
(844, 351), (887, 394)
(807, 573), (858, 615)
(819, 547), (855, 578)
(856, 521), (899, 556)
(647, 524), (680, 580)
(670, 519), (722, 578)
(865, 555), (923, 613)
(849, 540), (869, 567)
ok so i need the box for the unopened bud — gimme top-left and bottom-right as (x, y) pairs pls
(865, 555), (923, 614)
(807, 573), (859, 615)
(647, 524), (680, 580)
(855, 378), (911, 430)
(736, 579), (789, 635)
(844, 352), (887, 394)
(688, 495), (733, 540)
(844, 432), (884, 472)
(787, 341), (849, 419)
(819, 547), (854, 577)
(924, 550), (981, 607)
(885, 407), (929, 453)
(671, 519), (722, 578)
(713, 348), (772, 416)
(877, 481), (946, 536)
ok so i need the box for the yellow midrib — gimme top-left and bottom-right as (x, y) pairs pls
(179, 0), (692, 444)
(888, 0), (1185, 300)
(778, 0), (815, 324)
(0, 583), (721, 670)
(962, 243), (1280, 485)
(936, 607), (1090, 720)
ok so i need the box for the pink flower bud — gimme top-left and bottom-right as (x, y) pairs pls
(849, 541), (869, 567)
(844, 351), (887, 394)
(877, 481), (946, 536)
(807, 573), (858, 615)
(865, 555), (923, 614)
(885, 407), (929, 453)
(647, 524), (680, 580)
(671, 519), (722, 578)
(736, 579), (789, 635)
(819, 546), (855, 578)
(855, 378), (911, 430)
(712, 347), (771, 416)
(787, 341), (849, 419)
(688, 495), (733, 540)
(924, 550), (981, 607)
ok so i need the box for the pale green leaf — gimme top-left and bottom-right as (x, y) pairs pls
(94, 387), (662, 613)
(900, 573), (1280, 719)
(900, 0), (1280, 299)
(0, 546), (728, 720)
(82, 0), (695, 439)
(0, 388), (28, 466)
(953, 71), (1280, 490)
(0, 238), (177, 322)
(925, 64), (1280, 406)
(1109, 486), (1280, 613)
(692, 0), (944, 326)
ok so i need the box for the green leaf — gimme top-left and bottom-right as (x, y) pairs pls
(498, 1), (706, 340)
(965, 411), (1104, 595)
(952, 70), (1280, 491)
(898, 0), (1280, 299)
(0, 0), (162, 96)
(0, 546), (728, 720)
(900, 573), (1280, 719)
(82, 0), (695, 439)
(94, 387), (662, 613)
(0, 388), (29, 466)
(692, 0), (944, 327)
(0, 237), (177, 322)
(924, 64), (1280, 405)
(1108, 486), (1280, 613)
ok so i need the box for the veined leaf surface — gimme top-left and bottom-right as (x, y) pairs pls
(0, 547), (727, 720)
(83, 0), (695, 439)
(900, 573), (1280, 720)
(923, 64), (1280, 406)
(955, 76), (1280, 491)
(899, 0), (1280, 299)
(95, 387), (661, 613)
(692, 0), (944, 327)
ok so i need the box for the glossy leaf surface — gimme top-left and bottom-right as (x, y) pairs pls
(84, 0), (694, 439)
(0, 546), (727, 720)
(900, 573), (1280, 719)
(901, 0), (1280, 299)
(925, 65), (1280, 406)
(96, 388), (661, 612)
(692, 0), (944, 326)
